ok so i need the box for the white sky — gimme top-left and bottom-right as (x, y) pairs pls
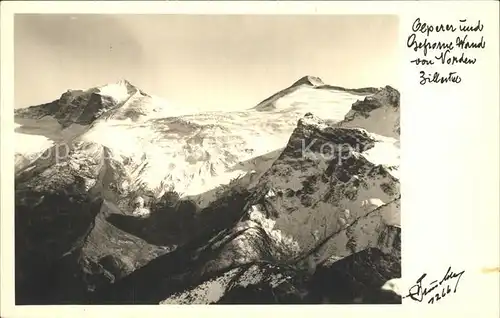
(15, 14), (399, 110)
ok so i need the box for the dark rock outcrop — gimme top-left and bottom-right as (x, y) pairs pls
(340, 85), (400, 138)
(216, 245), (401, 304)
(15, 80), (143, 128)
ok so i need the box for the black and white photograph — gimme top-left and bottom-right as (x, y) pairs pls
(11, 14), (402, 305)
(3, 1), (500, 317)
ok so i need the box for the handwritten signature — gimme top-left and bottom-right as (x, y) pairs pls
(403, 266), (465, 304)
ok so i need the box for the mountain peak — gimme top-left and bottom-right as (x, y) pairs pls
(116, 78), (133, 86)
(291, 75), (324, 87)
(96, 79), (140, 98)
(14, 79), (149, 127)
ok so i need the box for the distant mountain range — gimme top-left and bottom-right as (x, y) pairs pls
(14, 76), (401, 304)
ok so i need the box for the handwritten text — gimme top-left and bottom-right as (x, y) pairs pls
(407, 18), (486, 85)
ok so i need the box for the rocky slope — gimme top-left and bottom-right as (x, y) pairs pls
(86, 85), (401, 305)
(154, 108), (401, 304)
(14, 77), (400, 304)
(339, 85), (400, 138)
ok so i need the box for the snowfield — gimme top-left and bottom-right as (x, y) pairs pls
(15, 77), (373, 208)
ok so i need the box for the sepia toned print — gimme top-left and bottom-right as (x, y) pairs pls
(13, 14), (401, 305)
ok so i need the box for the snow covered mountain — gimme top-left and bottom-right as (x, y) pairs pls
(15, 77), (376, 209)
(156, 91), (401, 304)
(14, 77), (400, 304)
(15, 80), (171, 172)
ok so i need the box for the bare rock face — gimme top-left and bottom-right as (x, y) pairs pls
(155, 228), (401, 305)
(351, 85), (400, 112)
(15, 188), (102, 304)
(15, 80), (147, 128)
(14, 140), (169, 303)
(207, 112), (399, 267)
(213, 246), (401, 304)
(340, 85), (401, 138)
